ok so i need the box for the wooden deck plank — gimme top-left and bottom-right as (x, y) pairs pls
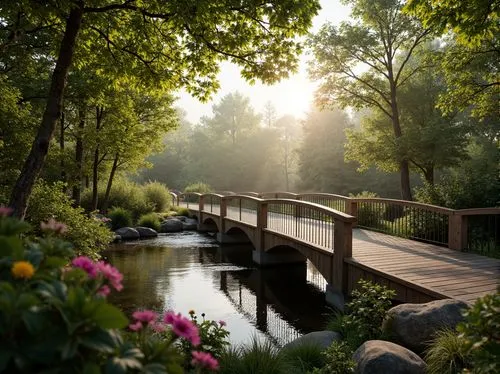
(352, 229), (499, 304)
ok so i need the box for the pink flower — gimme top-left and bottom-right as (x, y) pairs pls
(218, 320), (226, 327)
(40, 218), (67, 234)
(129, 321), (143, 331)
(151, 322), (166, 333)
(97, 285), (111, 297)
(72, 256), (97, 278)
(132, 310), (158, 324)
(0, 206), (13, 217)
(191, 351), (219, 371)
(96, 261), (123, 291)
(163, 311), (200, 346)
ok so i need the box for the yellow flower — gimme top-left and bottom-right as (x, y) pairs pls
(11, 261), (35, 280)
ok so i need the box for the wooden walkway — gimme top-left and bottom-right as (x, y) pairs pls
(351, 229), (499, 304)
(182, 202), (499, 304)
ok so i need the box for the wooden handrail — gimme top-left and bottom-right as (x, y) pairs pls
(350, 197), (455, 214)
(263, 198), (356, 223)
(455, 207), (500, 216)
(298, 193), (351, 201)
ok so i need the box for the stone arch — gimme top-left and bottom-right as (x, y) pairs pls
(223, 223), (258, 248)
(200, 216), (220, 232)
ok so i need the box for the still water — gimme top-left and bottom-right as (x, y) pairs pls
(103, 231), (331, 347)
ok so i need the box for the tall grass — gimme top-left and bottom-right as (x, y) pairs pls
(143, 181), (171, 212)
(425, 329), (471, 374)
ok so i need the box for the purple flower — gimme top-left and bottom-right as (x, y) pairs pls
(218, 320), (226, 327)
(96, 261), (123, 291)
(72, 256), (97, 278)
(191, 351), (219, 371)
(129, 321), (143, 331)
(132, 310), (158, 324)
(151, 322), (166, 333)
(97, 285), (110, 297)
(163, 311), (200, 346)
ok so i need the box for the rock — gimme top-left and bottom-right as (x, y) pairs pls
(113, 234), (122, 243)
(160, 218), (183, 233)
(353, 340), (426, 374)
(115, 227), (140, 240)
(135, 227), (158, 238)
(282, 331), (342, 351)
(382, 299), (468, 353)
(175, 215), (187, 222)
(182, 218), (198, 230)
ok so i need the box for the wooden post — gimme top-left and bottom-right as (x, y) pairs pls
(220, 197), (227, 234)
(333, 219), (353, 293)
(448, 213), (468, 250)
(346, 200), (358, 227)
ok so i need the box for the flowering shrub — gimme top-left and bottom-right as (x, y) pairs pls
(179, 311), (230, 363)
(0, 210), (218, 373)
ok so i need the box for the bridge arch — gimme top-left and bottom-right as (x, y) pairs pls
(221, 221), (258, 247)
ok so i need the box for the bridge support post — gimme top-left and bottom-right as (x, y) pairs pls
(326, 218), (354, 310)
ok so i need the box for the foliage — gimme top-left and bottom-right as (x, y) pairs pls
(81, 179), (153, 219)
(349, 192), (385, 229)
(218, 338), (288, 374)
(281, 343), (325, 373)
(424, 329), (471, 374)
(457, 289), (500, 374)
(184, 182), (213, 195)
(333, 279), (395, 349)
(137, 213), (161, 232)
(179, 311), (230, 363)
(108, 207), (133, 231)
(0, 213), (217, 373)
(308, 0), (433, 200)
(25, 180), (113, 258)
(297, 108), (403, 197)
(309, 341), (356, 374)
(143, 181), (172, 213)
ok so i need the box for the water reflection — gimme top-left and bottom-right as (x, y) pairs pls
(103, 231), (330, 347)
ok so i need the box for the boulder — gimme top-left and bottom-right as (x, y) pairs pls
(160, 218), (183, 233)
(382, 299), (468, 353)
(283, 331), (342, 351)
(115, 227), (140, 240)
(135, 226), (158, 238)
(182, 218), (198, 230)
(113, 234), (122, 243)
(353, 340), (426, 374)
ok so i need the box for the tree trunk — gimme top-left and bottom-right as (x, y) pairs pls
(424, 167), (434, 185)
(388, 67), (412, 201)
(9, 5), (84, 218)
(60, 110), (66, 186)
(72, 106), (85, 205)
(91, 106), (104, 211)
(101, 153), (119, 213)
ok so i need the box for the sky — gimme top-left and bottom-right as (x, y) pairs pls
(176, 0), (351, 124)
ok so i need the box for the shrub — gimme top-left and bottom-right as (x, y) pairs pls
(0, 214), (217, 373)
(184, 182), (212, 194)
(108, 207), (132, 230)
(143, 181), (172, 212)
(81, 179), (153, 219)
(425, 329), (471, 374)
(331, 279), (395, 349)
(26, 180), (113, 258)
(179, 311), (230, 364)
(457, 289), (500, 374)
(309, 341), (355, 374)
(349, 191), (385, 229)
(172, 206), (191, 217)
(137, 212), (161, 231)
(281, 343), (325, 373)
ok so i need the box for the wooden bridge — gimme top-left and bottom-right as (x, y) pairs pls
(174, 192), (499, 309)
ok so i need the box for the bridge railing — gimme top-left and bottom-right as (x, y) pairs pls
(349, 198), (453, 247)
(200, 193), (223, 216)
(178, 192), (201, 210)
(456, 208), (500, 257)
(169, 192), (178, 206)
(260, 191), (299, 199)
(223, 195), (261, 226)
(297, 193), (350, 214)
(262, 199), (356, 251)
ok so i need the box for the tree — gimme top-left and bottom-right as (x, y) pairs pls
(263, 101), (277, 128)
(345, 59), (470, 185)
(308, 0), (432, 200)
(1, 0), (320, 217)
(406, 1), (499, 121)
(275, 115), (300, 190)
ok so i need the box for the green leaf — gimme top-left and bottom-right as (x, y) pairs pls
(0, 350), (12, 372)
(80, 329), (120, 353)
(61, 338), (79, 360)
(141, 363), (167, 374)
(0, 236), (24, 259)
(83, 362), (102, 374)
(92, 303), (128, 329)
(22, 309), (47, 334)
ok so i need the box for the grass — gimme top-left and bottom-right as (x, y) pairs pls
(424, 329), (471, 374)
